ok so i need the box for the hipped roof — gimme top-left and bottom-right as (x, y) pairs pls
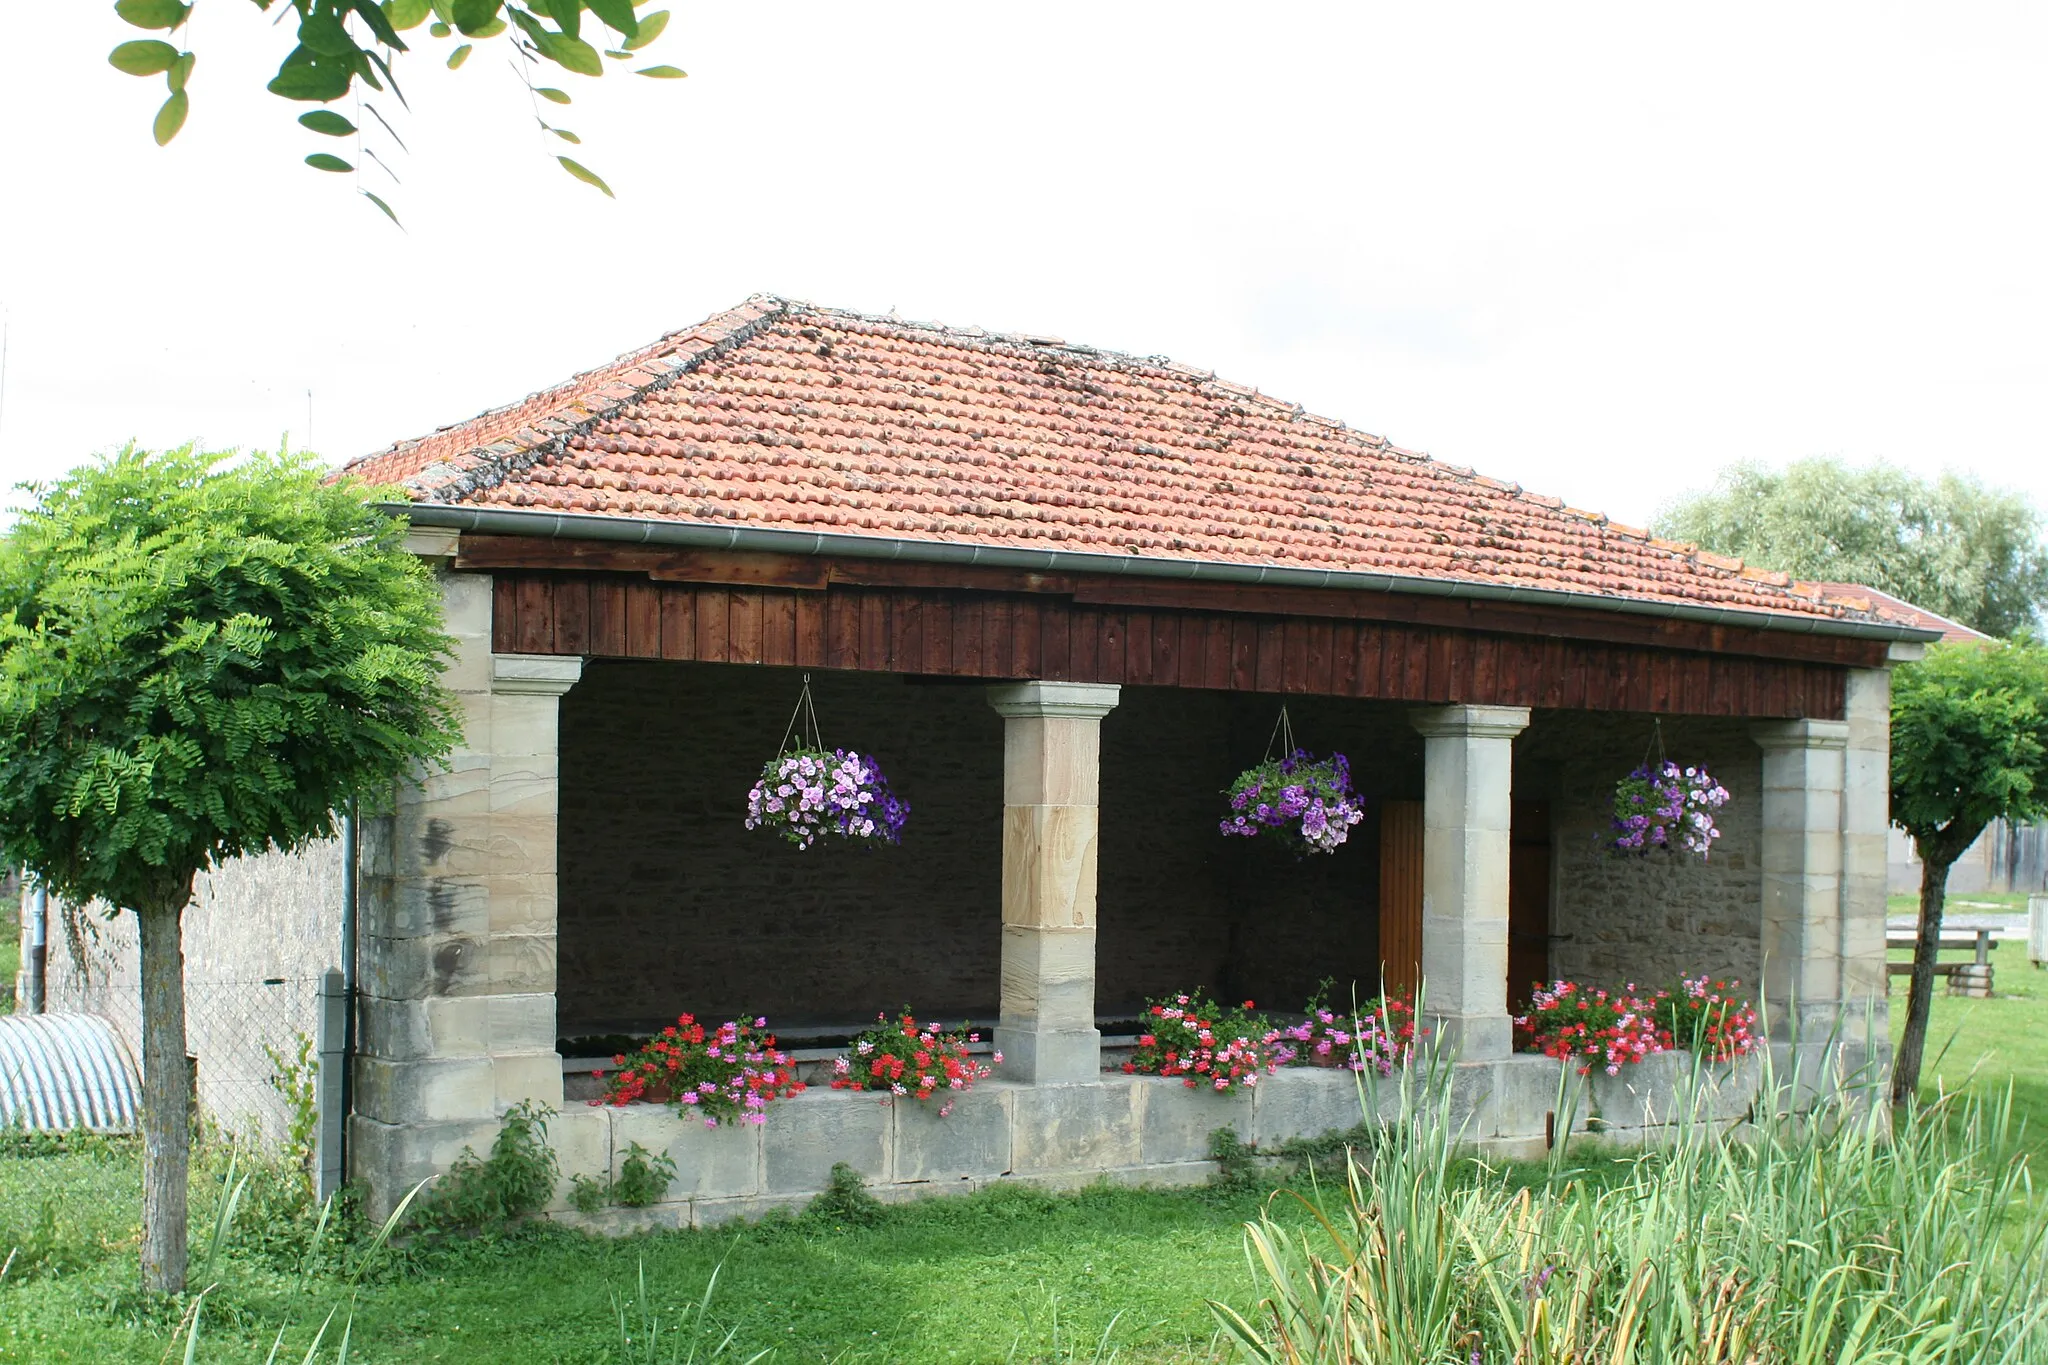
(344, 295), (1922, 635)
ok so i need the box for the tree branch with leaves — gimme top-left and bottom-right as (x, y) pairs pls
(108, 0), (684, 218)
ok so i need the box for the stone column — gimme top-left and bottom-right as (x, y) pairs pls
(1751, 719), (1850, 1040)
(351, 558), (582, 1215)
(1409, 704), (1531, 1061)
(1839, 670), (1893, 1045)
(986, 682), (1120, 1083)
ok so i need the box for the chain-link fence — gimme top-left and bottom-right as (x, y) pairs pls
(79, 970), (323, 1150)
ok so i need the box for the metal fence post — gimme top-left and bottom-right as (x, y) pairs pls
(315, 967), (347, 1200)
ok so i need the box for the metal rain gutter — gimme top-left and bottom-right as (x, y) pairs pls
(386, 502), (1942, 645)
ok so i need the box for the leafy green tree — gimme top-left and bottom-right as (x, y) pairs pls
(106, 0), (684, 212)
(1888, 638), (2048, 1104)
(1655, 459), (2048, 637)
(0, 447), (459, 1293)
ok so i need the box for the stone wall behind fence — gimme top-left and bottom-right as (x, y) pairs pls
(37, 840), (343, 1143)
(555, 663), (1428, 1039)
(1521, 713), (1766, 993)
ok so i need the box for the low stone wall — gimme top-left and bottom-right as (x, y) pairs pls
(539, 1057), (1667, 1233)
(352, 1039), (1882, 1228)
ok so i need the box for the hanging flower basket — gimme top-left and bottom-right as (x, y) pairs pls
(1609, 720), (1730, 860)
(1218, 707), (1365, 855)
(745, 676), (909, 850)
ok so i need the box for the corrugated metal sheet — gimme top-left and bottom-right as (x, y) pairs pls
(0, 1012), (141, 1132)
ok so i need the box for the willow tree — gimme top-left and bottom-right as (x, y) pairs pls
(0, 447), (458, 1294)
(1889, 637), (2048, 1104)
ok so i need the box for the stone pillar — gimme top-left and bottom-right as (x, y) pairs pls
(350, 559), (582, 1214)
(1839, 670), (1892, 1045)
(1410, 704), (1531, 1061)
(1751, 719), (1850, 1040)
(987, 682), (1120, 1083)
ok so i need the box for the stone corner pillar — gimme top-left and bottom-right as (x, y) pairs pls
(1409, 704), (1531, 1061)
(1751, 717), (1851, 1041)
(349, 572), (584, 1215)
(987, 681), (1120, 1084)
(1839, 671), (1893, 1045)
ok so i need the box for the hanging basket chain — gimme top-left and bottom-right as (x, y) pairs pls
(777, 673), (825, 756)
(1639, 717), (1668, 775)
(1264, 705), (1298, 764)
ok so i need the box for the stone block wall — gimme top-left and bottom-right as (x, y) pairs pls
(1521, 713), (1766, 991)
(547, 1058), (1579, 1232)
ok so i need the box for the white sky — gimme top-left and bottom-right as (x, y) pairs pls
(1, 2), (2043, 530)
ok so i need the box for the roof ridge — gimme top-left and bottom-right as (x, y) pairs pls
(344, 296), (797, 501)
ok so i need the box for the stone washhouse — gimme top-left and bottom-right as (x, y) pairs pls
(315, 296), (1935, 1225)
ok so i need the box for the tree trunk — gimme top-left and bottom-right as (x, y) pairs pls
(137, 874), (195, 1295)
(1891, 851), (1955, 1106)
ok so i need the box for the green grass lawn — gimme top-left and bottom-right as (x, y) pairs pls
(5, 939), (2044, 1364)
(0, 1138), (1305, 1364)
(1, 894), (17, 1013)
(1890, 936), (2048, 1164)
(1887, 889), (2038, 916)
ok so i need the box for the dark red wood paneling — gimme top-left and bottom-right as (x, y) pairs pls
(552, 576), (591, 657)
(514, 577), (554, 654)
(492, 577), (519, 653)
(586, 580), (623, 657)
(483, 572), (1851, 719)
(625, 580), (663, 659)
(763, 591), (797, 667)
(1042, 600), (1072, 681)
(659, 586), (695, 660)
(728, 589), (765, 665)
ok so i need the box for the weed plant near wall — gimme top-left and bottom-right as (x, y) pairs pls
(1217, 1053), (2048, 1363)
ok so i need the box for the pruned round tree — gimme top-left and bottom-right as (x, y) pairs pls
(0, 446), (459, 1294)
(1889, 636), (2048, 1104)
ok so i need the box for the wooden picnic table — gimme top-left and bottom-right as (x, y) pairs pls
(1886, 927), (1995, 994)
(1886, 926), (1993, 964)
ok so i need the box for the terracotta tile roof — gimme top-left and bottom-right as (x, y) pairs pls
(1801, 583), (1989, 643)
(344, 295), (1878, 624)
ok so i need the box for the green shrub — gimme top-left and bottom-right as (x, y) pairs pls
(416, 1101), (559, 1234)
(1206, 1125), (1260, 1191)
(613, 1142), (677, 1208)
(569, 1173), (609, 1215)
(263, 1032), (320, 1193)
(804, 1161), (884, 1228)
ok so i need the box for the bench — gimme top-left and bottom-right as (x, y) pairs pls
(1887, 928), (1995, 997)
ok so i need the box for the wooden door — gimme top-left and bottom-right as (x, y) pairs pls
(1507, 800), (1553, 1009)
(1378, 800), (1424, 996)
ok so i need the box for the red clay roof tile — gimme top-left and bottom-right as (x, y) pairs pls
(342, 295), (1876, 623)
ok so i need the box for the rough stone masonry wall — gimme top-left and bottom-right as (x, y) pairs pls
(1522, 713), (1765, 991)
(556, 666), (1425, 1037)
(38, 841), (343, 1143)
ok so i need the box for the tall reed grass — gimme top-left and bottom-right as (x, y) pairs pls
(1213, 1046), (2048, 1364)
